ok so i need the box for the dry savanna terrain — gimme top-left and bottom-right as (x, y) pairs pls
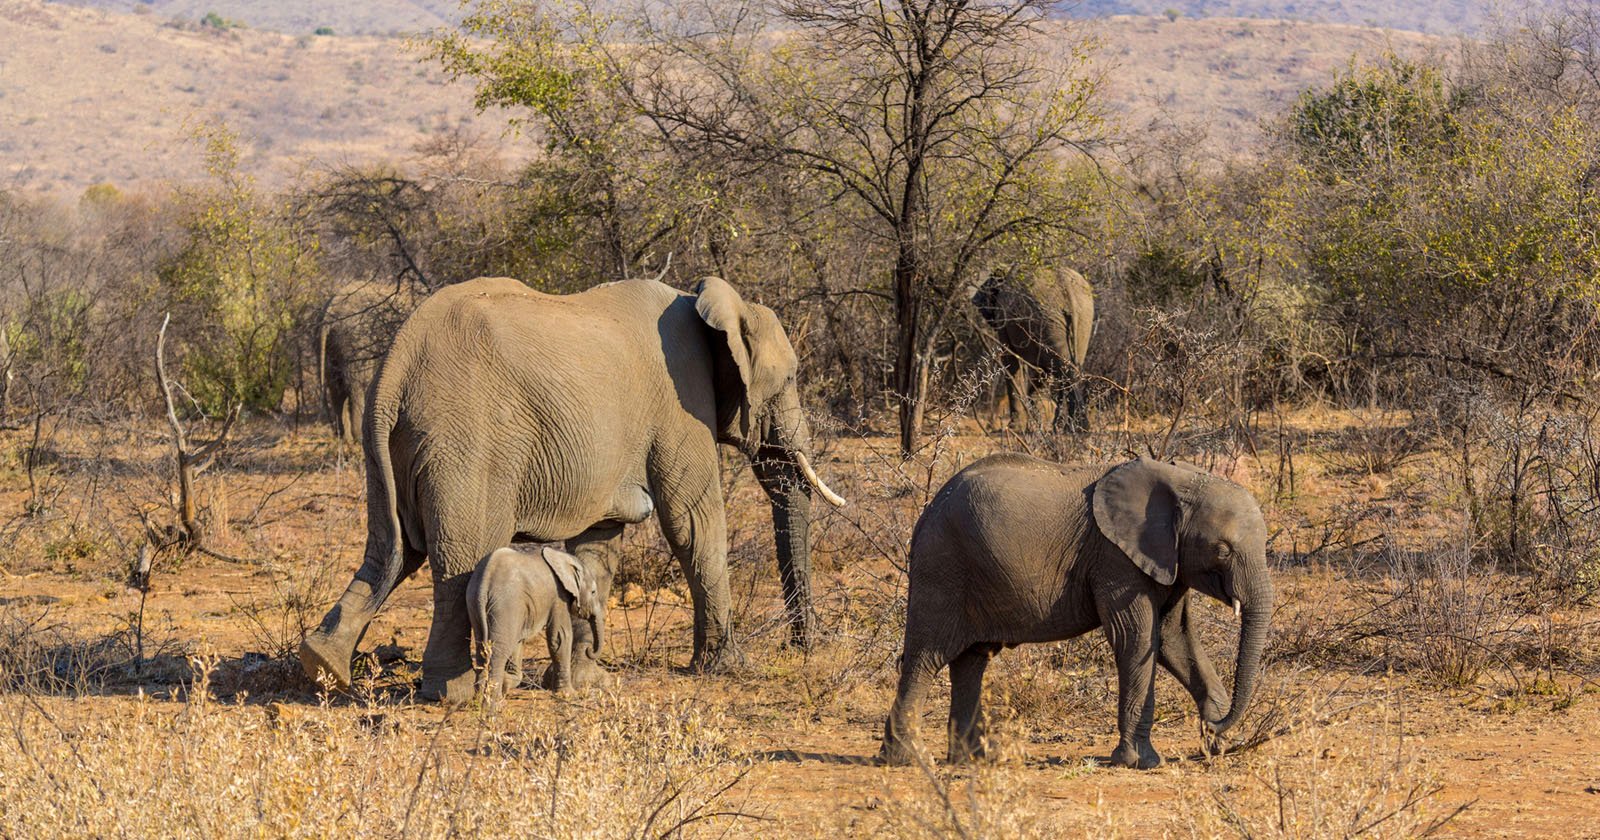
(2, 0), (1442, 196)
(1, 407), (1597, 837)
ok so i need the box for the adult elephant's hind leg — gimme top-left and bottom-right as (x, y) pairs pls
(420, 503), (511, 703)
(947, 643), (999, 763)
(301, 540), (426, 690)
(882, 644), (949, 766)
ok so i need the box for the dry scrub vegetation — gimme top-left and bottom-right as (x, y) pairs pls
(2, 399), (1599, 837)
(4, 0), (1600, 836)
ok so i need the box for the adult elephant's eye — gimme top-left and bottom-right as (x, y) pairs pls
(1216, 541), (1233, 559)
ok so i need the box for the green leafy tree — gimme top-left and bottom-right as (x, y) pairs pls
(159, 123), (320, 414)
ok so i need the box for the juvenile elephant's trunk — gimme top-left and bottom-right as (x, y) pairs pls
(1209, 581), (1273, 734)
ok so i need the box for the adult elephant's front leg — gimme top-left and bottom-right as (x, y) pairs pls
(550, 523), (623, 689)
(654, 457), (741, 673)
(419, 564), (477, 704)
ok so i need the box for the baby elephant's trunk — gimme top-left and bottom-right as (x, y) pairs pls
(589, 608), (605, 656)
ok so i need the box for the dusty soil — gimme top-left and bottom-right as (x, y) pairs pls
(1, 413), (1597, 836)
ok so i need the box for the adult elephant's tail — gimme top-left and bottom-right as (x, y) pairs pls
(299, 344), (412, 691)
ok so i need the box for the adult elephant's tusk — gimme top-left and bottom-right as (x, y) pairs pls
(1233, 598), (1242, 619)
(795, 450), (847, 508)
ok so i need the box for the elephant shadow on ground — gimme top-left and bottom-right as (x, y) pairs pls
(754, 748), (880, 766)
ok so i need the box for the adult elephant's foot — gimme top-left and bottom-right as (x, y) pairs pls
(543, 651), (611, 690)
(688, 641), (746, 674)
(786, 613), (819, 652)
(947, 737), (989, 765)
(1110, 741), (1163, 770)
(879, 734), (919, 766)
(419, 668), (476, 705)
(299, 631), (355, 690)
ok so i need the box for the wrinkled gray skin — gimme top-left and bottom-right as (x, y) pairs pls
(882, 455), (1273, 769)
(467, 546), (605, 698)
(300, 276), (843, 703)
(319, 282), (416, 443)
(972, 265), (1094, 433)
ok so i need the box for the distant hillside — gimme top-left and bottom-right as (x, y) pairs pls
(1067, 1), (1522, 35)
(49, 0), (1540, 36)
(1094, 15), (1442, 143)
(0, 0), (513, 194)
(1, 0), (1445, 196)
(44, 0), (463, 36)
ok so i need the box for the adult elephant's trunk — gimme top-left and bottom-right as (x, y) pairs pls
(1209, 580), (1273, 734)
(751, 392), (841, 650)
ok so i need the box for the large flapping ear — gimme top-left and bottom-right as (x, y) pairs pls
(541, 547), (584, 602)
(1091, 457), (1183, 585)
(695, 276), (798, 439)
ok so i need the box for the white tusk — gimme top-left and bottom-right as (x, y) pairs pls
(794, 450), (847, 508)
(1233, 598), (1242, 619)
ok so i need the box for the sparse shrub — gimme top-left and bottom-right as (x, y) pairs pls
(158, 122), (320, 414)
(1322, 408), (1427, 476)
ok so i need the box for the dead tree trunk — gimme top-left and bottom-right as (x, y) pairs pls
(155, 313), (238, 548)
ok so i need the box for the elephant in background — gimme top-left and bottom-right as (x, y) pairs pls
(319, 281), (418, 443)
(882, 455), (1273, 769)
(972, 265), (1094, 433)
(300, 275), (846, 702)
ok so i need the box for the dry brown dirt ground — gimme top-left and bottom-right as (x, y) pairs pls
(1, 411), (1598, 836)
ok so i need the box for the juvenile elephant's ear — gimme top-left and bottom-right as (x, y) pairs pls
(1092, 458), (1181, 586)
(541, 547), (584, 601)
(695, 276), (798, 438)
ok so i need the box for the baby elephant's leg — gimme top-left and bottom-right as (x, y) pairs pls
(547, 611), (574, 692)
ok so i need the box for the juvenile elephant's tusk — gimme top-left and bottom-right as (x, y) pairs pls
(794, 451), (847, 508)
(1233, 598), (1242, 619)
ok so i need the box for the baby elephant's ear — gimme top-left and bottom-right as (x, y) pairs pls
(1091, 457), (1181, 585)
(540, 547), (584, 600)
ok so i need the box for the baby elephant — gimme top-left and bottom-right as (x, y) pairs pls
(467, 546), (605, 698)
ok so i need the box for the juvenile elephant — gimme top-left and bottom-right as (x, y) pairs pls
(468, 545), (604, 697)
(319, 281), (417, 443)
(882, 455), (1272, 769)
(300, 275), (846, 702)
(972, 265), (1094, 433)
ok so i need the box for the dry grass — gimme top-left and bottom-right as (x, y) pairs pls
(1, 407), (1598, 836)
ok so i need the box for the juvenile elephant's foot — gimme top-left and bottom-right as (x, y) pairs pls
(1110, 741), (1163, 770)
(419, 668), (477, 705)
(688, 641), (746, 675)
(299, 631), (356, 690)
(1201, 693), (1230, 725)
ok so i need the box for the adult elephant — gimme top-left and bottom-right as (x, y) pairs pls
(882, 455), (1272, 769)
(300, 275), (846, 702)
(319, 281), (416, 443)
(972, 265), (1094, 433)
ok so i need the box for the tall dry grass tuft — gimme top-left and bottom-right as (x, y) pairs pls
(0, 655), (764, 838)
(1182, 695), (1470, 838)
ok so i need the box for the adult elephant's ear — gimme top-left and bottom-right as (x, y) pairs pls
(695, 276), (798, 439)
(541, 547), (583, 601)
(1092, 457), (1181, 585)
